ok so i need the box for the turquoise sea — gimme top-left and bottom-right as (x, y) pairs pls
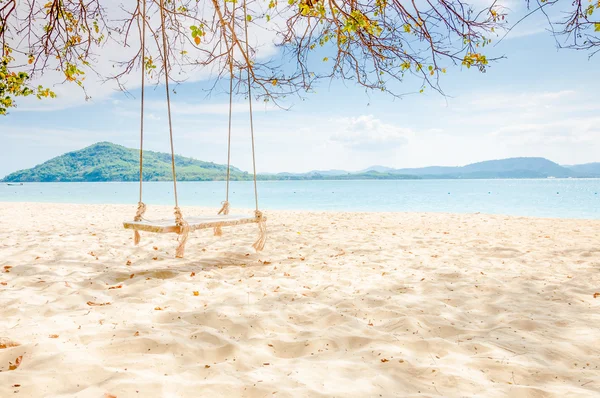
(1, 179), (599, 219)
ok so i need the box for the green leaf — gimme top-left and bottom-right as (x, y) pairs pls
(246, 15), (252, 22)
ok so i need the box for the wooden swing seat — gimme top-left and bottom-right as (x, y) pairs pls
(123, 214), (265, 234)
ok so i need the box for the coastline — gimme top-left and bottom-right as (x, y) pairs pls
(1, 202), (600, 397)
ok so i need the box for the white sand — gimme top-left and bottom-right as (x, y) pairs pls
(1, 202), (599, 397)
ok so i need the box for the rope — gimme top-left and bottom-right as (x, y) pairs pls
(133, 0), (147, 246)
(138, 0), (146, 205)
(174, 207), (190, 258)
(215, 0), (235, 237)
(242, 1), (266, 251)
(252, 210), (266, 251)
(225, 0), (234, 203)
(242, 0), (260, 213)
(159, 0), (188, 257)
(159, 0), (179, 207)
(133, 201), (147, 245)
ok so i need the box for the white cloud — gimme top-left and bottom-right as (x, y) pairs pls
(329, 115), (414, 150)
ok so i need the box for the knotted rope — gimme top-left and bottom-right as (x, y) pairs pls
(214, 200), (230, 236)
(243, 1), (267, 251)
(133, 201), (147, 245)
(159, 0), (188, 257)
(132, 0), (147, 246)
(214, 0), (235, 239)
(174, 207), (190, 258)
(252, 210), (267, 252)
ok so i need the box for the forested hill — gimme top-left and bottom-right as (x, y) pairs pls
(2, 142), (251, 182)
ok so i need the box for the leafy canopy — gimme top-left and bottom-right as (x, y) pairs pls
(0, 0), (598, 114)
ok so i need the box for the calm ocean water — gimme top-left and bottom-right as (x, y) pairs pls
(1, 179), (599, 219)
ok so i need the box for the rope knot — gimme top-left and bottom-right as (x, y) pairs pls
(174, 207), (190, 258)
(132, 201), (147, 245)
(134, 201), (147, 221)
(252, 210), (267, 252)
(218, 201), (230, 215)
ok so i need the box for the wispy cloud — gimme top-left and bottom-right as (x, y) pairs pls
(330, 115), (414, 150)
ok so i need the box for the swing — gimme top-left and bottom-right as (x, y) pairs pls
(123, 0), (266, 258)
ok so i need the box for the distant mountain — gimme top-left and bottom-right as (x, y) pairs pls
(260, 170), (417, 180)
(2, 143), (596, 182)
(385, 166), (460, 176)
(360, 165), (397, 173)
(2, 142), (251, 182)
(458, 157), (574, 178)
(364, 157), (577, 179)
(306, 169), (350, 176)
(271, 170), (351, 177)
(566, 163), (600, 177)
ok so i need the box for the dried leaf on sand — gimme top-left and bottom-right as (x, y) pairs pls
(8, 355), (23, 370)
(87, 301), (111, 306)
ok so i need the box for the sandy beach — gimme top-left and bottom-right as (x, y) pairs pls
(1, 202), (599, 397)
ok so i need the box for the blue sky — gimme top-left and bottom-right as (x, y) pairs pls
(1, 1), (599, 178)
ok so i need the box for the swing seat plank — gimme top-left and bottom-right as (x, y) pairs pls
(124, 214), (265, 234)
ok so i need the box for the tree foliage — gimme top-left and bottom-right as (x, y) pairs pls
(0, 46), (55, 115)
(546, 0), (600, 56)
(0, 0), (598, 114)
